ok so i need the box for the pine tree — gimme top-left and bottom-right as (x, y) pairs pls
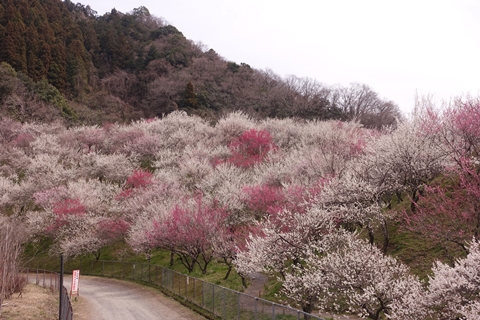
(183, 81), (199, 109)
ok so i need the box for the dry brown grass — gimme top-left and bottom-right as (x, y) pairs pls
(0, 284), (58, 320)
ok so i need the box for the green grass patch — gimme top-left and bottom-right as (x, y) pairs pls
(23, 239), (244, 292)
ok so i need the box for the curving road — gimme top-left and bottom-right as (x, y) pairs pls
(63, 275), (206, 320)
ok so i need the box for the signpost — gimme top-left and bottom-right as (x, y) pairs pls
(70, 270), (80, 299)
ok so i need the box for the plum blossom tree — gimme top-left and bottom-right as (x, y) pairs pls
(241, 184), (285, 219)
(212, 111), (255, 146)
(211, 223), (258, 281)
(351, 119), (448, 212)
(227, 128), (277, 168)
(197, 161), (256, 214)
(47, 198), (86, 234)
(148, 195), (228, 273)
(29, 179), (122, 259)
(176, 144), (215, 192)
(117, 169), (153, 198)
(241, 181), (324, 221)
(406, 158), (480, 254)
(298, 120), (373, 176)
(59, 125), (105, 152)
(282, 233), (426, 320)
(417, 100), (480, 164)
(320, 172), (392, 250)
(234, 198), (425, 318)
(234, 207), (337, 313)
(424, 238), (480, 320)
(258, 117), (305, 150)
(139, 111), (214, 152)
(77, 152), (138, 183)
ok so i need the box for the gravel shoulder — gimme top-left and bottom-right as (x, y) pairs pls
(63, 275), (206, 320)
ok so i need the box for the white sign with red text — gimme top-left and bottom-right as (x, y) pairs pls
(70, 270), (80, 298)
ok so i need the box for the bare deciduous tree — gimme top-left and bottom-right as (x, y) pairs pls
(0, 217), (28, 314)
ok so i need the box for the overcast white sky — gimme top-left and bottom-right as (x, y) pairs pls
(78, 0), (480, 115)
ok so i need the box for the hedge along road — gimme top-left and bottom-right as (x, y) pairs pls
(63, 275), (207, 320)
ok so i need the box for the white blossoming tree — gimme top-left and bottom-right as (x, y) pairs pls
(424, 238), (480, 320)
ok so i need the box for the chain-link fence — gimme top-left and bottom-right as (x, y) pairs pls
(23, 268), (73, 320)
(66, 260), (324, 320)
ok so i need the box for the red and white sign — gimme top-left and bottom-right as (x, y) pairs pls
(70, 270), (80, 298)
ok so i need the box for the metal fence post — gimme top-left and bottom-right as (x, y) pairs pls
(193, 278), (196, 304)
(162, 267), (165, 287)
(59, 254), (64, 320)
(237, 292), (241, 320)
(223, 287), (226, 319)
(178, 273), (181, 295)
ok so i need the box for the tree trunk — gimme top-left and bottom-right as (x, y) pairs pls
(241, 276), (247, 288)
(367, 226), (375, 245)
(223, 263), (232, 280)
(381, 219), (389, 254)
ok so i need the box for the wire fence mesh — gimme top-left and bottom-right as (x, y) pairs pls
(64, 260), (324, 320)
(22, 268), (73, 320)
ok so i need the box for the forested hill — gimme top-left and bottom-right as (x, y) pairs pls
(0, 0), (402, 127)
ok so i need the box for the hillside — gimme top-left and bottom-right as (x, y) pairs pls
(0, 0), (402, 127)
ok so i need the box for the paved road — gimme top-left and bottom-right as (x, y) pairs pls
(63, 275), (206, 320)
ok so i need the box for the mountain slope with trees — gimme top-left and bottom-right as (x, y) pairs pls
(0, 0), (402, 127)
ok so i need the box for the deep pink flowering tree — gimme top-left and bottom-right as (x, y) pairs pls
(242, 181), (324, 221)
(125, 169), (153, 189)
(405, 158), (480, 254)
(443, 101), (480, 161)
(416, 100), (480, 165)
(117, 169), (153, 199)
(227, 129), (277, 168)
(46, 198), (86, 234)
(149, 195), (229, 274)
(97, 218), (130, 244)
(242, 184), (285, 219)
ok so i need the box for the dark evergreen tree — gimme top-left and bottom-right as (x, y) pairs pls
(182, 81), (199, 109)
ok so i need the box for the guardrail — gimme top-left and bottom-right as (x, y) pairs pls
(23, 268), (73, 320)
(66, 260), (324, 320)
